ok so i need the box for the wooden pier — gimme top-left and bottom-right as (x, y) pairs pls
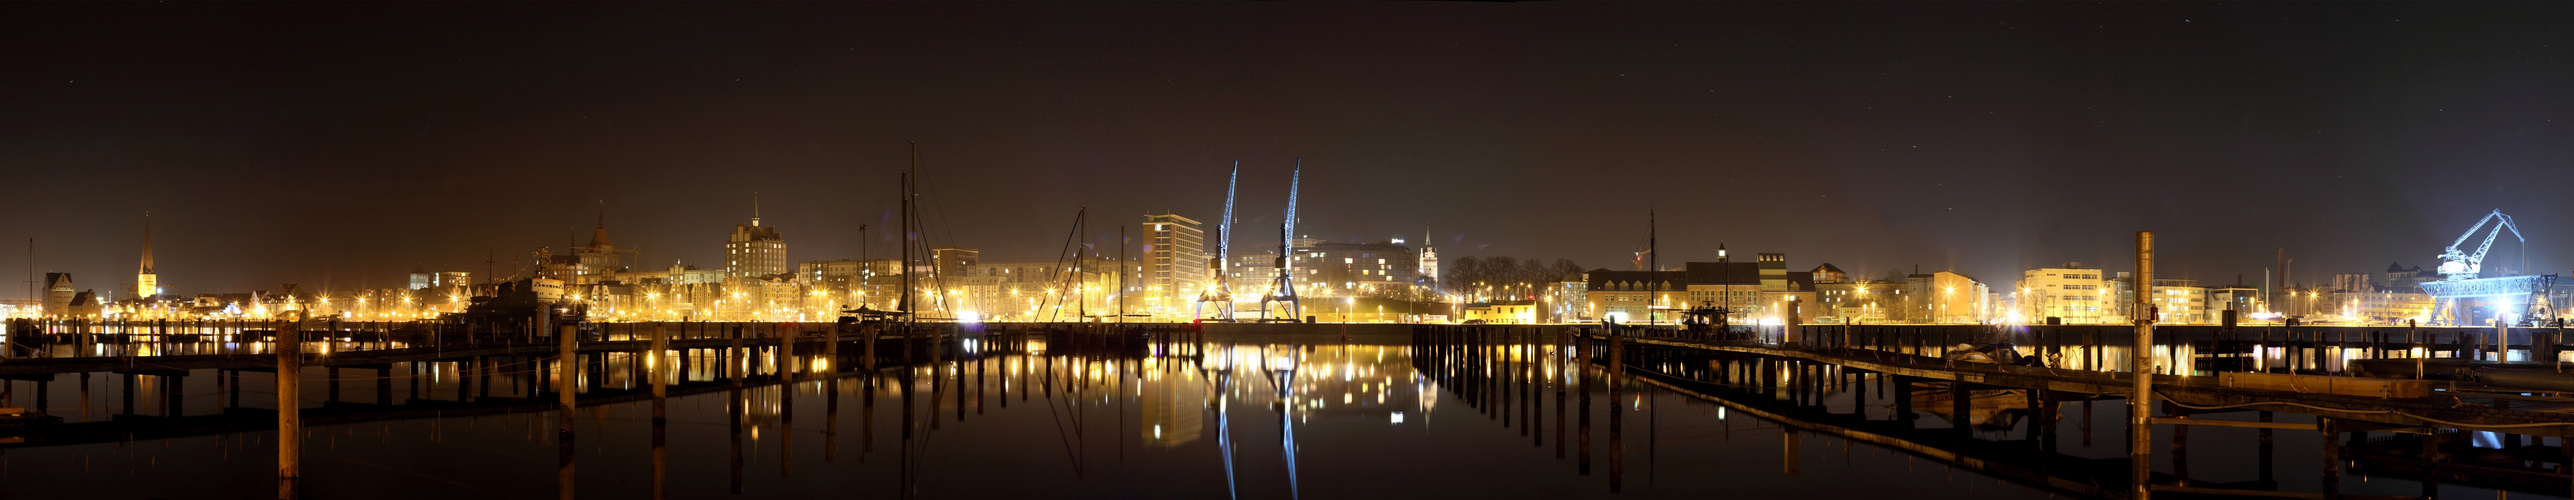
(1414, 324), (2574, 499)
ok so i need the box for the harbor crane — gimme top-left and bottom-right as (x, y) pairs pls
(1261, 161), (1303, 322)
(2437, 209), (2524, 281)
(1195, 162), (1240, 321)
(2418, 209), (2557, 326)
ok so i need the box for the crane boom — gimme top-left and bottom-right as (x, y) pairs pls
(2439, 209), (2525, 281)
(1195, 161), (1242, 320)
(1219, 162), (1237, 266)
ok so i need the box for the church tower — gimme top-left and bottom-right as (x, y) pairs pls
(136, 213), (158, 299)
(1417, 227), (1439, 287)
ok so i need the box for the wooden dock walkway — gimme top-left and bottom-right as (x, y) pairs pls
(1414, 324), (2574, 499)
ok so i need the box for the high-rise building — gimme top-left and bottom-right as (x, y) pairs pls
(135, 215), (158, 299)
(932, 247), (979, 283)
(1141, 213), (1207, 317)
(726, 198), (788, 278)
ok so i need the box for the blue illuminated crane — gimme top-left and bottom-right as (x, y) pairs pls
(2419, 209), (2556, 326)
(1263, 161), (1303, 322)
(2438, 209), (2524, 281)
(1195, 162), (1240, 321)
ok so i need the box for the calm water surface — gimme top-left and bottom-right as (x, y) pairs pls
(0, 331), (2546, 499)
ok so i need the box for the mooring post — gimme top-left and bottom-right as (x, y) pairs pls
(276, 316), (301, 500)
(2496, 319), (2508, 362)
(2130, 231), (2157, 500)
(782, 322), (797, 381)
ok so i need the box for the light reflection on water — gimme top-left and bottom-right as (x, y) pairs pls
(0, 330), (2542, 499)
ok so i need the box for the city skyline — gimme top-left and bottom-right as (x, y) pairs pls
(9, 2), (2573, 296)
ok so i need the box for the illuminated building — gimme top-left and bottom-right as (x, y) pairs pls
(1758, 253), (1789, 292)
(2334, 290), (2433, 326)
(725, 198), (788, 278)
(1141, 213), (1206, 317)
(1684, 262), (1760, 320)
(1463, 301), (1537, 324)
(1906, 271), (1988, 324)
(954, 261), (1113, 321)
(1749, 253), (1819, 323)
(1291, 240), (1420, 298)
(1583, 269), (1686, 324)
(797, 259), (899, 286)
(1227, 252), (1278, 299)
(409, 270), (472, 290)
(2150, 279), (2206, 324)
(2014, 264), (2108, 324)
(1816, 280), (1901, 324)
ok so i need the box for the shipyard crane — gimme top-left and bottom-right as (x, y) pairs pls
(2437, 209), (2524, 281)
(2420, 209), (2557, 326)
(1195, 162), (1240, 321)
(1263, 161), (1303, 322)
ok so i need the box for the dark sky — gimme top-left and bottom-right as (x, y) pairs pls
(6, 2), (2573, 296)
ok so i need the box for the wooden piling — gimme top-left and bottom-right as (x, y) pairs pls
(2130, 231), (2156, 500)
(276, 318), (300, 500)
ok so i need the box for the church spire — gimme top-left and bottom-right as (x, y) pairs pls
(139, 213), (155, 275)
(136, 212), (159, 299)
(752, 191), (762, 227)
(589, 200), (612, 250)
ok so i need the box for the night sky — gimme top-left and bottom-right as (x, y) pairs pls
(7, 2), (2573, 296)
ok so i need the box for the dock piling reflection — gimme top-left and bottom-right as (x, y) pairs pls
(557, 325), (577, 500)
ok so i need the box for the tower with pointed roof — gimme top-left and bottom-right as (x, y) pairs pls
(135, 214), (158, 299)
(726, 193), (787, 277)
(574, 201), (625, 281)
(1417, 227), (1439, 287)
